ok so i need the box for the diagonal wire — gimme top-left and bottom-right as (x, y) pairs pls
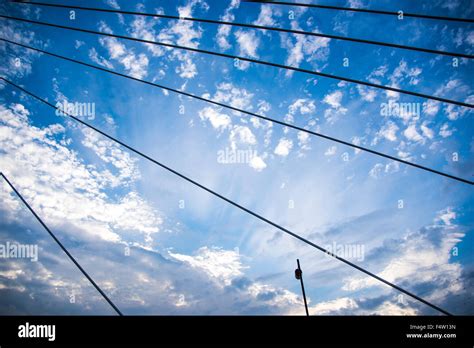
(242, 0), (474, 23)
(1, 37), (472, 186)
(8, 0), (473, 59)
(0, 76), (454, 316)
(0, 172), (123, 316)
(0, 15), (473, 109)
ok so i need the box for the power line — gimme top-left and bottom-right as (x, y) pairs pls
(9, 1), (473, 59)
(0, 77), (454, 316)
(1, 37), (472, 186)
(0, 172), (123, 316)
(1, 15), (473, 109)
(242, 0), (474, 23)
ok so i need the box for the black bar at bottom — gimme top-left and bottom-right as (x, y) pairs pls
(0, 316), (471, 345)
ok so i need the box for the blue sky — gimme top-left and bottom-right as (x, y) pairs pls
(0, 0), (473, 315)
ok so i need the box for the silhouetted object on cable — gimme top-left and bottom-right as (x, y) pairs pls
(295, 259), (309, 316)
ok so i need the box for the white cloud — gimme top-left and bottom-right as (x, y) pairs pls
(177, 0), (209, 18)
(385, 161), (400, 174)
(235, 29), (260, 60)
(323, 90), (347, 123)
(403, 124), (424, 143)
(440, 79), (461, 92)
(369, 163), (384, 179)
(343, 208), (464, 306)
(0, 104), (162, 245)
(197, 83), (264, 155)
(160, 1), (206, 43)
(81, 128), (141, 186)
(74, 40), (85, 49)
(274, 138), (293, 157)
(423, 100), (439, 116)
(246, 282), (300, 311)
(297, 131), (311, 151)
(88, 47), (114, 69)
(464, 30), (474, 46)
(367, 65), (388, 84)
(229, 125), (257, 149)
(351, 136), (362, 154)
(324, 146), (337, 156)
(356, 85), (377, 102)
(257, 100), (271, 116)
(312, 297), (417, 315)
(216, 0), (240, 50)
(98, 22), (125, 57)
(119, 53), (149, 79)
(169, 246), (301, 312)
(175, 54), (198, 78)
(420, 122), (434, 139)
(0, 19), (43, 79)
(198, 107), (231, 130)
(436, 207), (456, 226)
(369, 161), (400, 179)
(322, 91), (348, 124)
(129, 16), (164, 57)
(439, 123), (454, 138)
(98, 22), (149, 79)
(311, 297), (358, 315)
(282, 22), (330, 76)
(323, 91), (344, 109)
(444, 104), (469, 121)
(211, 82), (254, 112)
(288, 98), (316, 115)
(253, 5), (278, 27)
(152, 1), (206, 79)
(285, 99), (316, 123)
(374, 301), (417, 315)
(105, 0), (120, 9)
(249, 155), (267, 171)
(378, 121), (399, 142)
(385, 61), (422, 99)
(169, 246), (246, 286)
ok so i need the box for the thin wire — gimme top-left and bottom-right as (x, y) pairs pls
(242, 0), (474, 23)
(9, 1), (473, 59)
(0, 15), (472, 109)
(0, 77), (454, 316)
(0, 172), (123, 316)
(1, 37), (472, 186)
